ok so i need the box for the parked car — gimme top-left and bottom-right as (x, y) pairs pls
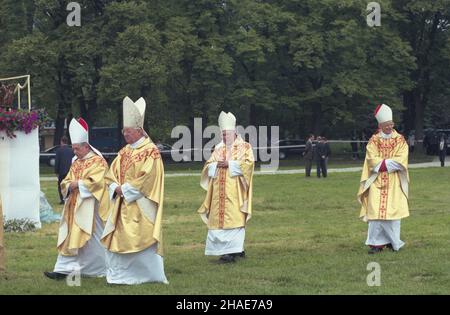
(40, 145), (72, 167)
(40, 141), (191, 167)
(90, 127), (121, 153)
(157, 143), (191, 163)
(271, 139), (306, 159)
(101, 143), (191, 163)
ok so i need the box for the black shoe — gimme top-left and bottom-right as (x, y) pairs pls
(219, 254), (235, 263)
(232, 251), (246, 259)
(368, 247), (383, 255)
(44, 271), (67, 280)
(385, 244), (396, 252)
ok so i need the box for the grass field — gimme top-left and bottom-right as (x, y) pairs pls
(1, 166), (450, 294)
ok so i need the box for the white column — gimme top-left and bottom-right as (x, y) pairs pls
(0, 129), (41, 228)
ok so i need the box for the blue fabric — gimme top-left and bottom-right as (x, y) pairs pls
(40, 191), (61, 223)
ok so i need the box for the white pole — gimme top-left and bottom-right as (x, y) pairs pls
(27, 75), (31, 111)
(17, 84), (21, 109)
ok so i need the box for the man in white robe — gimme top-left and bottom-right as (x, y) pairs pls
(357, 104), (410, 254)
(44, 118), (109, 279)
(198, 111), (255, 263)
(101, 96), (168, 284)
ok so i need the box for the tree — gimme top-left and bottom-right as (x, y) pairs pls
(393, 0), (450, 140)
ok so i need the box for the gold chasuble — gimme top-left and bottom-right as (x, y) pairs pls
(0, 195), (4, 271)
(357, 130), (409, 221)
(198, 136), (254, 229)
(57, 152), (109, 256)
(101, 138), (165, 256)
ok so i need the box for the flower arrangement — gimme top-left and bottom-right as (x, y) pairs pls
(0, 107), (51, 138)
(3, 217), (37, 232)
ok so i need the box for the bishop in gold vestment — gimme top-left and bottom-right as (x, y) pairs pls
(198, 111), (254, 263)
(45, 118), (109, 279)
(357, 104), (409, 254)
(101, 96), (168, 284)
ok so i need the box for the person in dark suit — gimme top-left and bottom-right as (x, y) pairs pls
(54, 136), (74, 204)
(351, 134), (359, 160)
(320, 137), (331, 177)
(316, 137), (331, 178)
(438, 133), (448, 167)
(315, 136), (323, 177)
(303, 134), (314, 177)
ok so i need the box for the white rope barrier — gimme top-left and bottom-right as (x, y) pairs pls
(39, 139), (427, 158)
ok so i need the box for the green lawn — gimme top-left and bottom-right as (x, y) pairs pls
(1, 167), (449, 294)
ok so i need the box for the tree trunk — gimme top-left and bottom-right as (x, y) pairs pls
(87, 55), (102, 127)
(413, 92), (424, 141)
(312, 102), (322, 136)
(79, 92), (87, 120)
(78, 94), (98, 128)
(25, 0), (35, 34)
(54, 108), (65, 146)
(402, 91), (415, 135)
(249, 103), (257, 127)
(53, 56), (71, 145)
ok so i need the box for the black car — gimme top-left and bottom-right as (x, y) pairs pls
(40, 142), (191, 166)
(90, 127), (121, 153)
(271, 139), (306, 159)
(82, 143), (190, 164)
(157, 143), (191, 163)
(40, 145), (72, 167)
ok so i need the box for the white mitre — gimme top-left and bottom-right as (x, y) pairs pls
(218, 111), (236, 131)
(123, 96), (146, 128)
(374, 104), (393, 124)
(68, 118), (103, 158)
